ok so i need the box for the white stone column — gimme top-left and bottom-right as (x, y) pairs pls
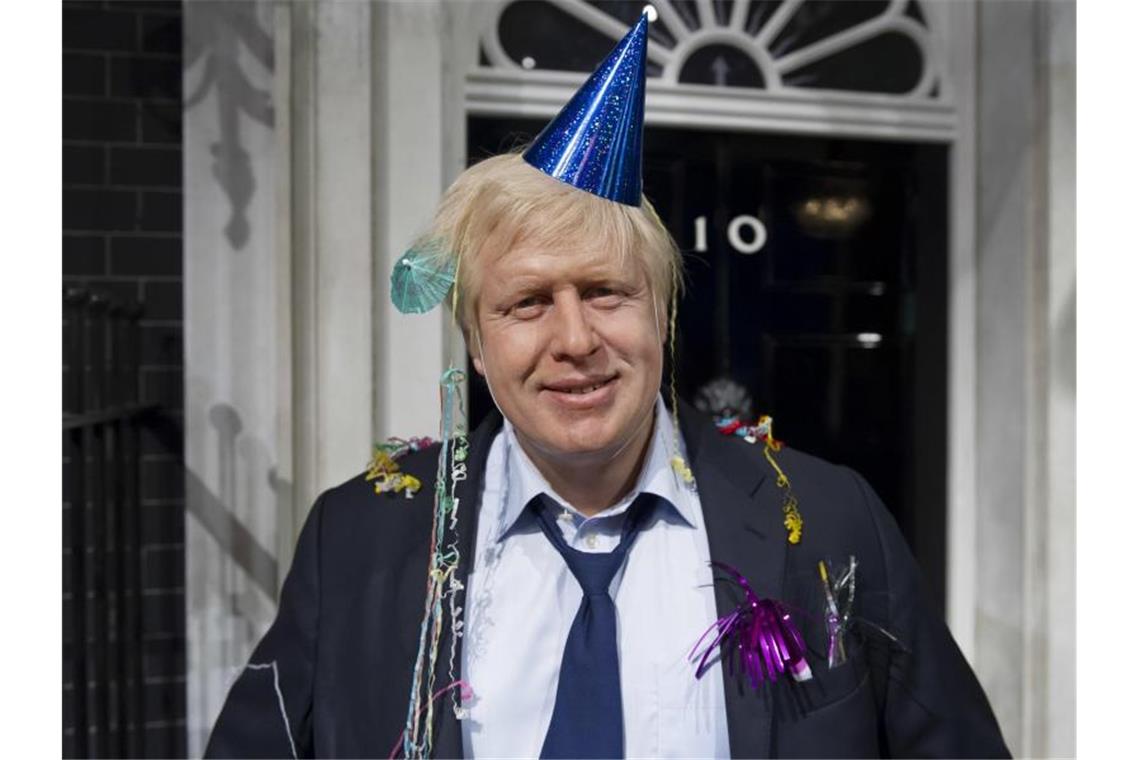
(184, 1), (459, 752)
(183, 2), (283, 754)
(973, 1), (1075, 755)
(1041, 3), (1076, 755)
(373, 0), (454, 440)
(936, 0), (980, 661)
(286, 0), (379, 542)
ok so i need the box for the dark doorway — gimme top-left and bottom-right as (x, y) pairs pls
(466, 116), (949, 612)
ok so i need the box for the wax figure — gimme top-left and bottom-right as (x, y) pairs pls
(206, 13), (1008, 759)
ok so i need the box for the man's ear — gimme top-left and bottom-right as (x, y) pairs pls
(463, 324), (486, 377)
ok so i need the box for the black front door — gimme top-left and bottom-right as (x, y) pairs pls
(466, 117), (949, 611)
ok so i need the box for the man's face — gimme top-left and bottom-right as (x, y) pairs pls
(471, 231), (665, 466)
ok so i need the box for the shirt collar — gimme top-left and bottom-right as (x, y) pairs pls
(497, 395), (698, 541)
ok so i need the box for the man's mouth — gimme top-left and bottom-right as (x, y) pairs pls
(544, 375), (617, 395)
(540, 375), (620, 409)
(565, 381), (606, 395)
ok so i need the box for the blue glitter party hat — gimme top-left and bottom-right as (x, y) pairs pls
(523, 12), (649, 206)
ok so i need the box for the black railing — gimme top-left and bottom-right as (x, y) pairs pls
(64, 289), (158, 759)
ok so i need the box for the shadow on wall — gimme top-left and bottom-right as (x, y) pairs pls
(185, 1), (275, 250)
(149, 405), (282, 600)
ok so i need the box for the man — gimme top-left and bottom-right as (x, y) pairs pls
(207, 13), (1008, 759)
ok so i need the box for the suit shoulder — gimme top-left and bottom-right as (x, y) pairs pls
(315, 440), (444, 521)
(765, 444), (895, 563)
(288, 441), (444, 590)
(716, 433), (878, 527)
(768, 443), (862, 494)
(714, 428), (857, 493)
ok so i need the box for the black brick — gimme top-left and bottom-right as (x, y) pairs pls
(144, 721), (186, 759)
(138, 191), (181, 232)
(63, 364), (79, 412)
(63, 0), (186, 746)
(63, 99), (137, 142)
(143, 679), (187, 723)
(116, 1), (183, 13)
(141, 502), (185, 544)
(142, 368), (183, 409)
(141, 13), (182, 54)
(62, 681), (76, 735)
(63, 188), (136, 232)
(139, 421), (182, 458)
(63, 236), (107, 276)
(143, 637), (186, 679)
(142, 545), (185, 588)
(140, 323), (182, 365)
(62, 456), (76, 504)
(110, 146), (181, 187)
(110, 236), (181, 276)
(139, 101), (181, 144)
(141, 280), (182, 320)
(143, 654), (185, 681)
(141, 458), (185, 500)
(142, 591), (184, 641)
(110, 56), (181, 101)
(65, 278), (141, 307)
(63, 7), (137, 52)
(140, 412), (183, 457)
(63, 53), (107, 97)
(62, 548), (73, 598)
(62, 590), (75, 642)
(63, 144), (106, 185)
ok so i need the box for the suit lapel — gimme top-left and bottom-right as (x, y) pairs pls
(678, 402), (785, 759)
(431, 409), (503, 759)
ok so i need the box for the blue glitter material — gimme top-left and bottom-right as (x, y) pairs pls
(522, 13), (648, 206)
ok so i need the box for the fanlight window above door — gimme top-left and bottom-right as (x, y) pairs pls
(481, 0), (939, 99)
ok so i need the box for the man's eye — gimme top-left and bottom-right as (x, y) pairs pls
(511, 296), (546, 315)
(586, 287), (623, 303)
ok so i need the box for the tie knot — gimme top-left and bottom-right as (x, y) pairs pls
(531, 493), (657, 597)
(566, 550), (626, 597)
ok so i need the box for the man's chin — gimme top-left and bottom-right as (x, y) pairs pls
(518, 421), (619, 462)
(531, 419), (651, 465)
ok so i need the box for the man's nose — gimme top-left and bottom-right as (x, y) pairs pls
(549, 293), (600, 360)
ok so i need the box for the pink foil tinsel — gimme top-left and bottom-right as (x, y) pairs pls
(691, 562), (813, 687)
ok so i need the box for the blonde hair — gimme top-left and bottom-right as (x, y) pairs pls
(414, 152), (683, 334)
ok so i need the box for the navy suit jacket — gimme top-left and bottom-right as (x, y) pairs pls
(206, 402), (1009, 758)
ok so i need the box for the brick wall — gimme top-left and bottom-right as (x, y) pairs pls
(63, 1), (186, 756)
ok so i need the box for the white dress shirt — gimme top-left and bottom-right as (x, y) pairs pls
(461, 396), (731, 758)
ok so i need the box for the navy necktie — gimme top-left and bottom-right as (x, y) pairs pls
(531, 492), (656, 759)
